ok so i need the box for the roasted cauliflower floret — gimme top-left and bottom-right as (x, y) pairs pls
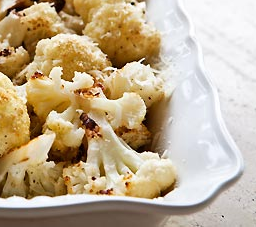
(44, 107), (85, 150)
(26, 67), (94, 121)
(20, 2), (72, 55)
(74, 0), (121, 24)
(73, 0), (136, 24)
(1, 161), (66, 198)
(0, 72), (30, 158)
(0, 133), (66, 198)
(77, 88), (147, 130)
(1, 162), (28, 198)
(104, 62), (164, 108)
(73, 0), (104, 24)
(0, 0), (64, 20)
(0, 46), (30, 79)
(26, 71), (70, 121)
(59, 11), (84, 34)
(43, 106), (85, 158)
(26, 161), (66, 198)
(115, 124), (151, 150)
(92, 92), (146, 130)
(83, 2), (161, 67)
(0, 11), (27, 47)
(19, 34), (111, 82)
(0, 133), (55, 181)
(26, 67), (92, 158)
(63, 111), (176, 198)
(0, 2), (70, 55)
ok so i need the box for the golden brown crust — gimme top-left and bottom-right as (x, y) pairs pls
(20, 34), (111, 81)
(0, 72), (30, 157)
(83, 2), (161, 67)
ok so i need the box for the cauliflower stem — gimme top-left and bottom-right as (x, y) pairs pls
(63, 111), (176, 199)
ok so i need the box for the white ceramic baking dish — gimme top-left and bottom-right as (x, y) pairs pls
(0, 0), (244, 227)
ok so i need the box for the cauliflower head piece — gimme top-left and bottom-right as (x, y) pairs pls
(25, 161), (66, 198)
(0, 2), (72, 60)
(73, 0), (129, 24)
(0, 72), (30, 158)
(114, 123), (151, 150)
(0, 46), (30, 79)
(44, 107), (85, 149)
(0, 133), (55, 181)
(63, 111), (176, 199)
(83, 2), (161, 67)
(20, 2), (72, 55)
(91, 92), (146, 130)
(1, 161), (66, 198)
(43, 106), (85, 160)
(26, 67), (94, 121)
(73, 0), (103, 24)
(19, 34), (111, 82)
(26, 67), (93, 158)
(77, 86), (147, 130)
(26, 70), (70, 121)
(0, 133), (66, 198)
(0, 11), (27, 48)
(104, 62), (164, 108)
(59, 11), (84, 35)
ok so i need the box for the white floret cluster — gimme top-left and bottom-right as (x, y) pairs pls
(0, 0), (176, 199)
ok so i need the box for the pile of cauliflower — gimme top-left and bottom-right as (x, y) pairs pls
(0, 0), (176, 199)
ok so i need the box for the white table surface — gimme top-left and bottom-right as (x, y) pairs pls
(165, 0), (256, 226)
